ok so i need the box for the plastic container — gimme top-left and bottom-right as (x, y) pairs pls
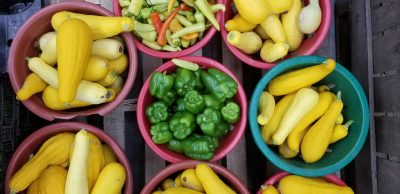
(137, 56), (247, 163)
(4, 122), (134, 194)
(112, 0), (224, 58)
(8, 2), (138, 121)
(256, 171), (347, 194)
(141, 160), (249, 194)
(221, 0), (332, 69)
(249, 56), (370, 177)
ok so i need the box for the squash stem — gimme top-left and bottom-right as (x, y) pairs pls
(344, 120), (354, 129)
(336, 91), (342, 101)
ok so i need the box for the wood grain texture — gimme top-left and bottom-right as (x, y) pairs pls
(372, 27), (400, 74)
(370, 0), (400, 34)
(377, 158), (400, 194)
(103, 104), (126, 149)
(373, 75), (400, 112)
(375, 117), (400, 157)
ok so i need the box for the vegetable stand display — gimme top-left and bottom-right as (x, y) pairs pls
(1, 0), (397, 194)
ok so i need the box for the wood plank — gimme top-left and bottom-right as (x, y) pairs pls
(103, 104), (126, 148)
(370, 0), (400, 34)
(377, 158), (400, 194)
(375, 117), (400, 157)
(373, 75), (400, 112)
(372, 27), (400, 74)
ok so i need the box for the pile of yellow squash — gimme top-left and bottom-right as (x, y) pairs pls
(16, 11), (134, 110)
(152, 163), (237, 194)
(258, 59), (354, 163)
(8, 130), (126, 194)
(260, 175), (354, 194)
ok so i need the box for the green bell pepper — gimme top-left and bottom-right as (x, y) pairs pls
(193, 69), (204, 90)
(196, 108), (223, 137)
(169, 111), (196, 140)
(183, 90), (205, 114)
(149, 71), (174, 99)
(150, 122), (173, 144)
(174, 67), (196, 96)
(174, 98), (186, 112)
(204, 95), (223, 109)
(221, 102), (241, 124)
(146, 101), (169, 124)
(201, 68), (238, 102)
(182, 134), (219, 160)
(160, 90), (177, 106)
(214, 121), (230, 138)
(167, 138), (184, 153)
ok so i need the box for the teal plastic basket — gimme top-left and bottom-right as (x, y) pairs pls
(249, 56), (370, 177)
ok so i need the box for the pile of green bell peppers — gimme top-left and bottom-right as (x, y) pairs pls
(146, 66), (241, 160)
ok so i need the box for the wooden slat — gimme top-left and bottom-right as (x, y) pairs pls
(375, 117), (400, 157)
(376, 158), (400, 194)
(370, 0), (400, 34)
(371, 26), (400, 74)
(373, 75), (400, 112)
(103, 104), (126, 149)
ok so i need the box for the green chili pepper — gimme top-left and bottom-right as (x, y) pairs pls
(170, 23), (205, 39)
(182, 134), (219, 160)
(181, 39), (190, 48)
(174, 98), (186, 112)
(183, 90), (205, 114)
(201, 68), (238, 102)
(174, 67), (196, 96)
(176, 15), (193, 27)
(136, 30), (157, 42)
(140, 7), (152, 19)
(196, 108), (222, 136)
(119, 0), (130, 7)
(167, 138), (184, 153)
(169, 111), (196, 140)
(150, 122), (173, 144)
(134, 20), (156, 32)
(129, 0), (144, 16)
(211, 4), (226, 13)
(181, 0), (195, 7)
(221, 102), (240, 124)
(142, 40), (162, 50)
(149, 71), (174, 98)
(162, 45), (179, 51)
(147, 0), (167, 5)
(122, 7), (131, 17)
(204, 95), (223, 109)
(146, 101), (169, 124)
(152, 4), (168, 12)
(195, 0), (224, 31)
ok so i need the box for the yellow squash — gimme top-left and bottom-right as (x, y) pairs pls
(102, 144), (117, 165)
(261, 93), (295, 144)
(330, 120), (354, 143)
(83, 56), (110, 82)
(91, 162), (126, 194)
(162, 178), (177, 190)
(267, 59), (336, 96)
(92, 39), (124, 60)
(175, 173), (184, 187)
(27, 179), (40, 194)
(287, 91), (334, 151)
(181, 168), (204, 192)
(225, 14), (257, 32)
(98, 70), (118, 87)
(233, 0), (271, 24)
(16, 73), (47, 101)
(163, 187), (204, 194)
(57, 18), (93, 103)
(109, 53), (128, 74)
(261, 185), (279, 194)
(42, 86), (90, 110)
(38, 165), (68, 194)
(38, 31), (56, 51)
(9, 133), (75, 193)
(40, 34), (57, 66)
(109, 76), (124, 95)
(272, 88), (319, 145)
(301, 92), (344, 163)
(196, 163), (236, 194)
(260, 40), (289, 63)
(282, 0), (304, 51)
(266, 0), (293, 14)
(51, 11), (134, 40)
(254, 25), (269, 40)
(227, 31), (262, 54)
(336, 113), (344, 124)
(87, 133), (106, 190)
(257, 91), (275, 125)
(260, 14), (287, 43)
(278, 175), (354, 194)
(279, 141), (299, 159)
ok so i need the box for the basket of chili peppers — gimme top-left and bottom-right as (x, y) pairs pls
(113, 0), (225, 58)
(137, 56), (247, 163)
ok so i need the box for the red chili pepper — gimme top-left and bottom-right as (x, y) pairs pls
(180, 3), (194, 12)
(150, 12), (162, 34)
(157, 5), (182, 46)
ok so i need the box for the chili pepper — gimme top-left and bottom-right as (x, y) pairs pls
(150, 12), (163, 34)
(140, 7), (153, 19)
(169, 111), (196, 140)
(160, 90), (176, 106)
(149, 71), (174, 98)
(142, 40), (162, 50)
(176, 15), (193, 27)
(181, 39), (190, 48)
(211, 4), (225, 13)
(182, 134), (219, 160)
(167, 138), (184, 153)
(147, 0), (167, 5)
(119, 0), (130, 7)
(150, 122), (173, 144)
(121, 7), (131, 17)
(183, 90), (205, 114)
(201, 68), (238, 102)
(204, 95), (223, 109)
(196, 108), (223, 136)
(221, 102), (240, 124)
(146, 101), (169, 124)
(195, 0), (224, 31)
(174, 98), (186, 112)
(174, 67), (196, 96)
(162, 45), (179, 51)
(181, 0), (195, 7)
(129, 0), (144, 16)
(157, 5), (182, 46)
(136, 31), (157, 42)
(152, 4), (168, 12)
(180, 3), (194, 11)
(134, 20), (156, 32)
(168, 0), (176, 13)
(170, 23), (205, 39)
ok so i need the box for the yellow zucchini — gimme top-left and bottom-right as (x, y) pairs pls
(38, 31), (56, 51)
(279, 140), (299, 159)
(261, 93), (295, 144)
(254, 25), (269, 40)
(38, 165), (67, 194)
(267, 59), (336, 96)
(9, 133), (75, 193)
(98, 70), (118, 87)
(225, 13), (257, 32)
(57, 18), (93, 103)
(65, 130), (90, 194)
(301, 92), (344, 163)
(281, 0), (304, 51)
(287, 91), (334, 151)
(260, 14), (287, 43)
(51, 11), (133, 40)
(266, 0), (293, 14)
(330, 120), (354, 144)
(233, 0), (271, 24)
(257, 91), (275, 125)
(42, 86), (90, 110)
(260, 185), (279, 194)
(87, 133), (105, 190)
(27, 179), (40, 194)
(278, 175), (354, 194)
(272, 88), (319, 145)
(109, 54), (128, 74)
(181, 168), (204, 192)
(227, 31), (262, 54)
(260, 40), (290, 63)
(102, 144), (117, 165)
(40, 34), (57, 66)
(162, 178), (176, 190)
(196, 163), (236, 194)
(83, 56), (109, 82)
(164, 187), (204, 194)
(336, 113), (344, 124)
(91, 163), (126, 194)
(16, 73), (47, 101)
(92, 39), (124, 60)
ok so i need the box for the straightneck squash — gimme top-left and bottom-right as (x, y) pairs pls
(90, 163), (126, 194)
(260, 40), (290, 63)
(278, 175), (354, 194)
(57, 18), (93, 103)
(38, 165), (68, 194)
(87, 133), (105, 190)
(225, 14), (257, 32)
(102, 144), (117, 165)
(260, 14), (287, 44)
(233, 0), (271, 24)
(195, 163), (236, 194)
(42, 86), (90, 110)
(227, 31), (262, 54)
(282, 0), (304, 51)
